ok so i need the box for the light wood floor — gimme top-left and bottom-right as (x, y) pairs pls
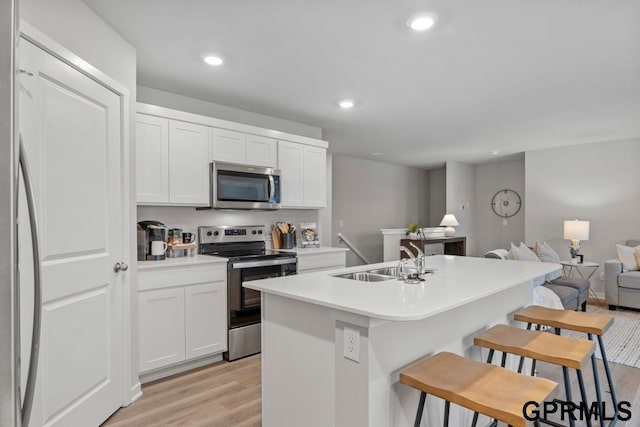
(102, 355), (261, 427)
(103, 305), (640, 426)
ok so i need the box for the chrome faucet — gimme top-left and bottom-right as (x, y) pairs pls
(400, 245), (424, 274)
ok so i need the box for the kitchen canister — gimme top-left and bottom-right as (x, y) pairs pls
(281, 232), (294, 249)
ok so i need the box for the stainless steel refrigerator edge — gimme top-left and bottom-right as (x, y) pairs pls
(0, 0), (18, 426)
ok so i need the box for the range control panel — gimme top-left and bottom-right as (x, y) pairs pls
(198, 225), (266, 244)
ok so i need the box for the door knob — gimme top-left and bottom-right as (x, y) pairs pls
(114, 262), (129, 273)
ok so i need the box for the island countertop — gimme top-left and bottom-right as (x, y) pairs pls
(244, 255), (559, 321)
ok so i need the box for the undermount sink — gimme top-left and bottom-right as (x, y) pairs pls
(333, 266), (435, 283)
(332, 271), (396, 282)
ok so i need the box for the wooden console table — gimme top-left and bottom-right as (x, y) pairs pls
(400, 236), (466, 257)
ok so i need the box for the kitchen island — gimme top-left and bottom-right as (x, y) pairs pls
(244, 255), (560, 427)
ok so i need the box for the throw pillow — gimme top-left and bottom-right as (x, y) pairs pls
(518, 242), (541, 262)
(536, 241), (561, 263)
(617, 244), (640, 271)
(510, 242), (540, 262)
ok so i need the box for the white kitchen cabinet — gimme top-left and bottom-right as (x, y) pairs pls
(135, 114), (210, 206)
(211, 128), (246, 164)
(168, 120), (210, 205)
(138, 259), (227, 377)
(185, 282), (226, 359)
(136, 115), (169, 203)
(302, 145), (326, 207)
(138, 287), (186, 372)
(278, 141), (326, 208)
(246, 134), (278, 167)
(212, 129), (277, 168)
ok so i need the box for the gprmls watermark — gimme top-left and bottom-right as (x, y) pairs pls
(523, 400), (632, 422)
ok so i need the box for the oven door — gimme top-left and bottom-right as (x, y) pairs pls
(227, 258), (296, 329)
(211, 162), (281, 210)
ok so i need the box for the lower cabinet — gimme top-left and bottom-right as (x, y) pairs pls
(138, 263), (227, 374)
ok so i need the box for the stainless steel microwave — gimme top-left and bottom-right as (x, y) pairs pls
(209, 162), (281, 210)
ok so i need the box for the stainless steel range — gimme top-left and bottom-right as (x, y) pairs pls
(198, 225), (297, 361)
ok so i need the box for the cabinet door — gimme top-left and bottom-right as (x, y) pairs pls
(246, 134), (277, 167)
(212, 128), (246, 164)
(136, 114), (169, 203)
(185, 282), (227, 360)
(303, 145), (327, 207)
(139, 288), (186, 372)
(278, 141), (304, 207)
(168, 120), (210, 205)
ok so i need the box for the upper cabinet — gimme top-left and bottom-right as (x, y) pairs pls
(136, 115), (169, 203)
(136, 114), (209, 206)
(136, 103), (328, 209)
(212, 129), (277, 168)
(278, 141), (326, 208)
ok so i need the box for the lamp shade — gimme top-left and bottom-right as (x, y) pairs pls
(563, 220), (590, 241)
(440, 214), (460, 227)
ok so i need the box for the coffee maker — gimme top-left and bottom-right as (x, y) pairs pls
(138, 220), (167, 261)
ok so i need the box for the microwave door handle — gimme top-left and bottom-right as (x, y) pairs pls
(19, 135), (42, 427)
(268, 175), (275, 202)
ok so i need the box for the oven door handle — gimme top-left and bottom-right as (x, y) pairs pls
(231, 258), (296, 269)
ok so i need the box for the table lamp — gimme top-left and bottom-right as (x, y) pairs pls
(563, 219), (589, 259)
(440, 214), (459, 237)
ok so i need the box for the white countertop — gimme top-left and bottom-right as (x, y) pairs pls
(244, 255), (560, 321)
(274, 246), (349, 256)
(138, 254), (227, 270)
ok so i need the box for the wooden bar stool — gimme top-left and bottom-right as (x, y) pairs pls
(514, 306), (616, 427)
(400, 351), (558, 427)
(474, 324), (596, 427)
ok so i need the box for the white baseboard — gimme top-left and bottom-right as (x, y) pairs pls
(139, 353), (224, 384)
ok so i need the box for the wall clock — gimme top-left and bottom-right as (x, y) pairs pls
(491, 189), (521, 218)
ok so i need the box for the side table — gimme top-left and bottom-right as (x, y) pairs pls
(559, 260), (600, 303)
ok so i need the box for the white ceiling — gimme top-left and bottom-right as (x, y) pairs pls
(84, 0), (640, 168)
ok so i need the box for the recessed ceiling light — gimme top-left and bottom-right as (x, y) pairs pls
(203, 56), (224, 66)
(372, 152), (382, 156)
(407, 13), (437, 32)
(339, 100), (354, 109)
(490, 150), (500, 155)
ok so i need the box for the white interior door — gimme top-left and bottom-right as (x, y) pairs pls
(19, 38), (123, 426)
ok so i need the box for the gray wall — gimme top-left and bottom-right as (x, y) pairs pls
(429, 168), (446, 227)
(475, 159), (526, 256)
(332, 155), (430, 266)
(525, 138), (640, 295)
(446, 161), (477, 256)
(137, 85), (322, 140)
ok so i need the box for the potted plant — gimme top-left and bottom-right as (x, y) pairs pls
(406, 223), (425, 240)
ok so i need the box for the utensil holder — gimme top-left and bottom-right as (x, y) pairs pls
(281, 232), (294, 249)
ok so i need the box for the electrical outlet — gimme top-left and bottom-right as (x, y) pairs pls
(343, 326), (360, 362)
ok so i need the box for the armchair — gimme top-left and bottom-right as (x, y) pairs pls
(605, 239), (640, 310)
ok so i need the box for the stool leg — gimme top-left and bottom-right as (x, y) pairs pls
(588, 334), (605, 427)
(576, 369), (592, 427)
(443, 400), (450, 427)
(597, 335), (619, 409)
(563, 367), (576, 427)
(500, 351), (507, 368)
(518, 323), (533, 374)
(414, 392), (427, 427)
(486, 348), (495, 364)
(470, 411), (479, 427)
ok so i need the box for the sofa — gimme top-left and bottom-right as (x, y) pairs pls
(605, 239), (640, 311)
(484, 249), (590, 311)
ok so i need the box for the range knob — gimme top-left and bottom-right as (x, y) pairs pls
(258, 230), (263, 235)
(206, 231), (212, 237)
(252, 230), (257, 235)
(214, 231), (220, 236)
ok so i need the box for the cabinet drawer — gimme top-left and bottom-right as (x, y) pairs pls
(297, 252), (346, 273)
(139, 264), (226, 291)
